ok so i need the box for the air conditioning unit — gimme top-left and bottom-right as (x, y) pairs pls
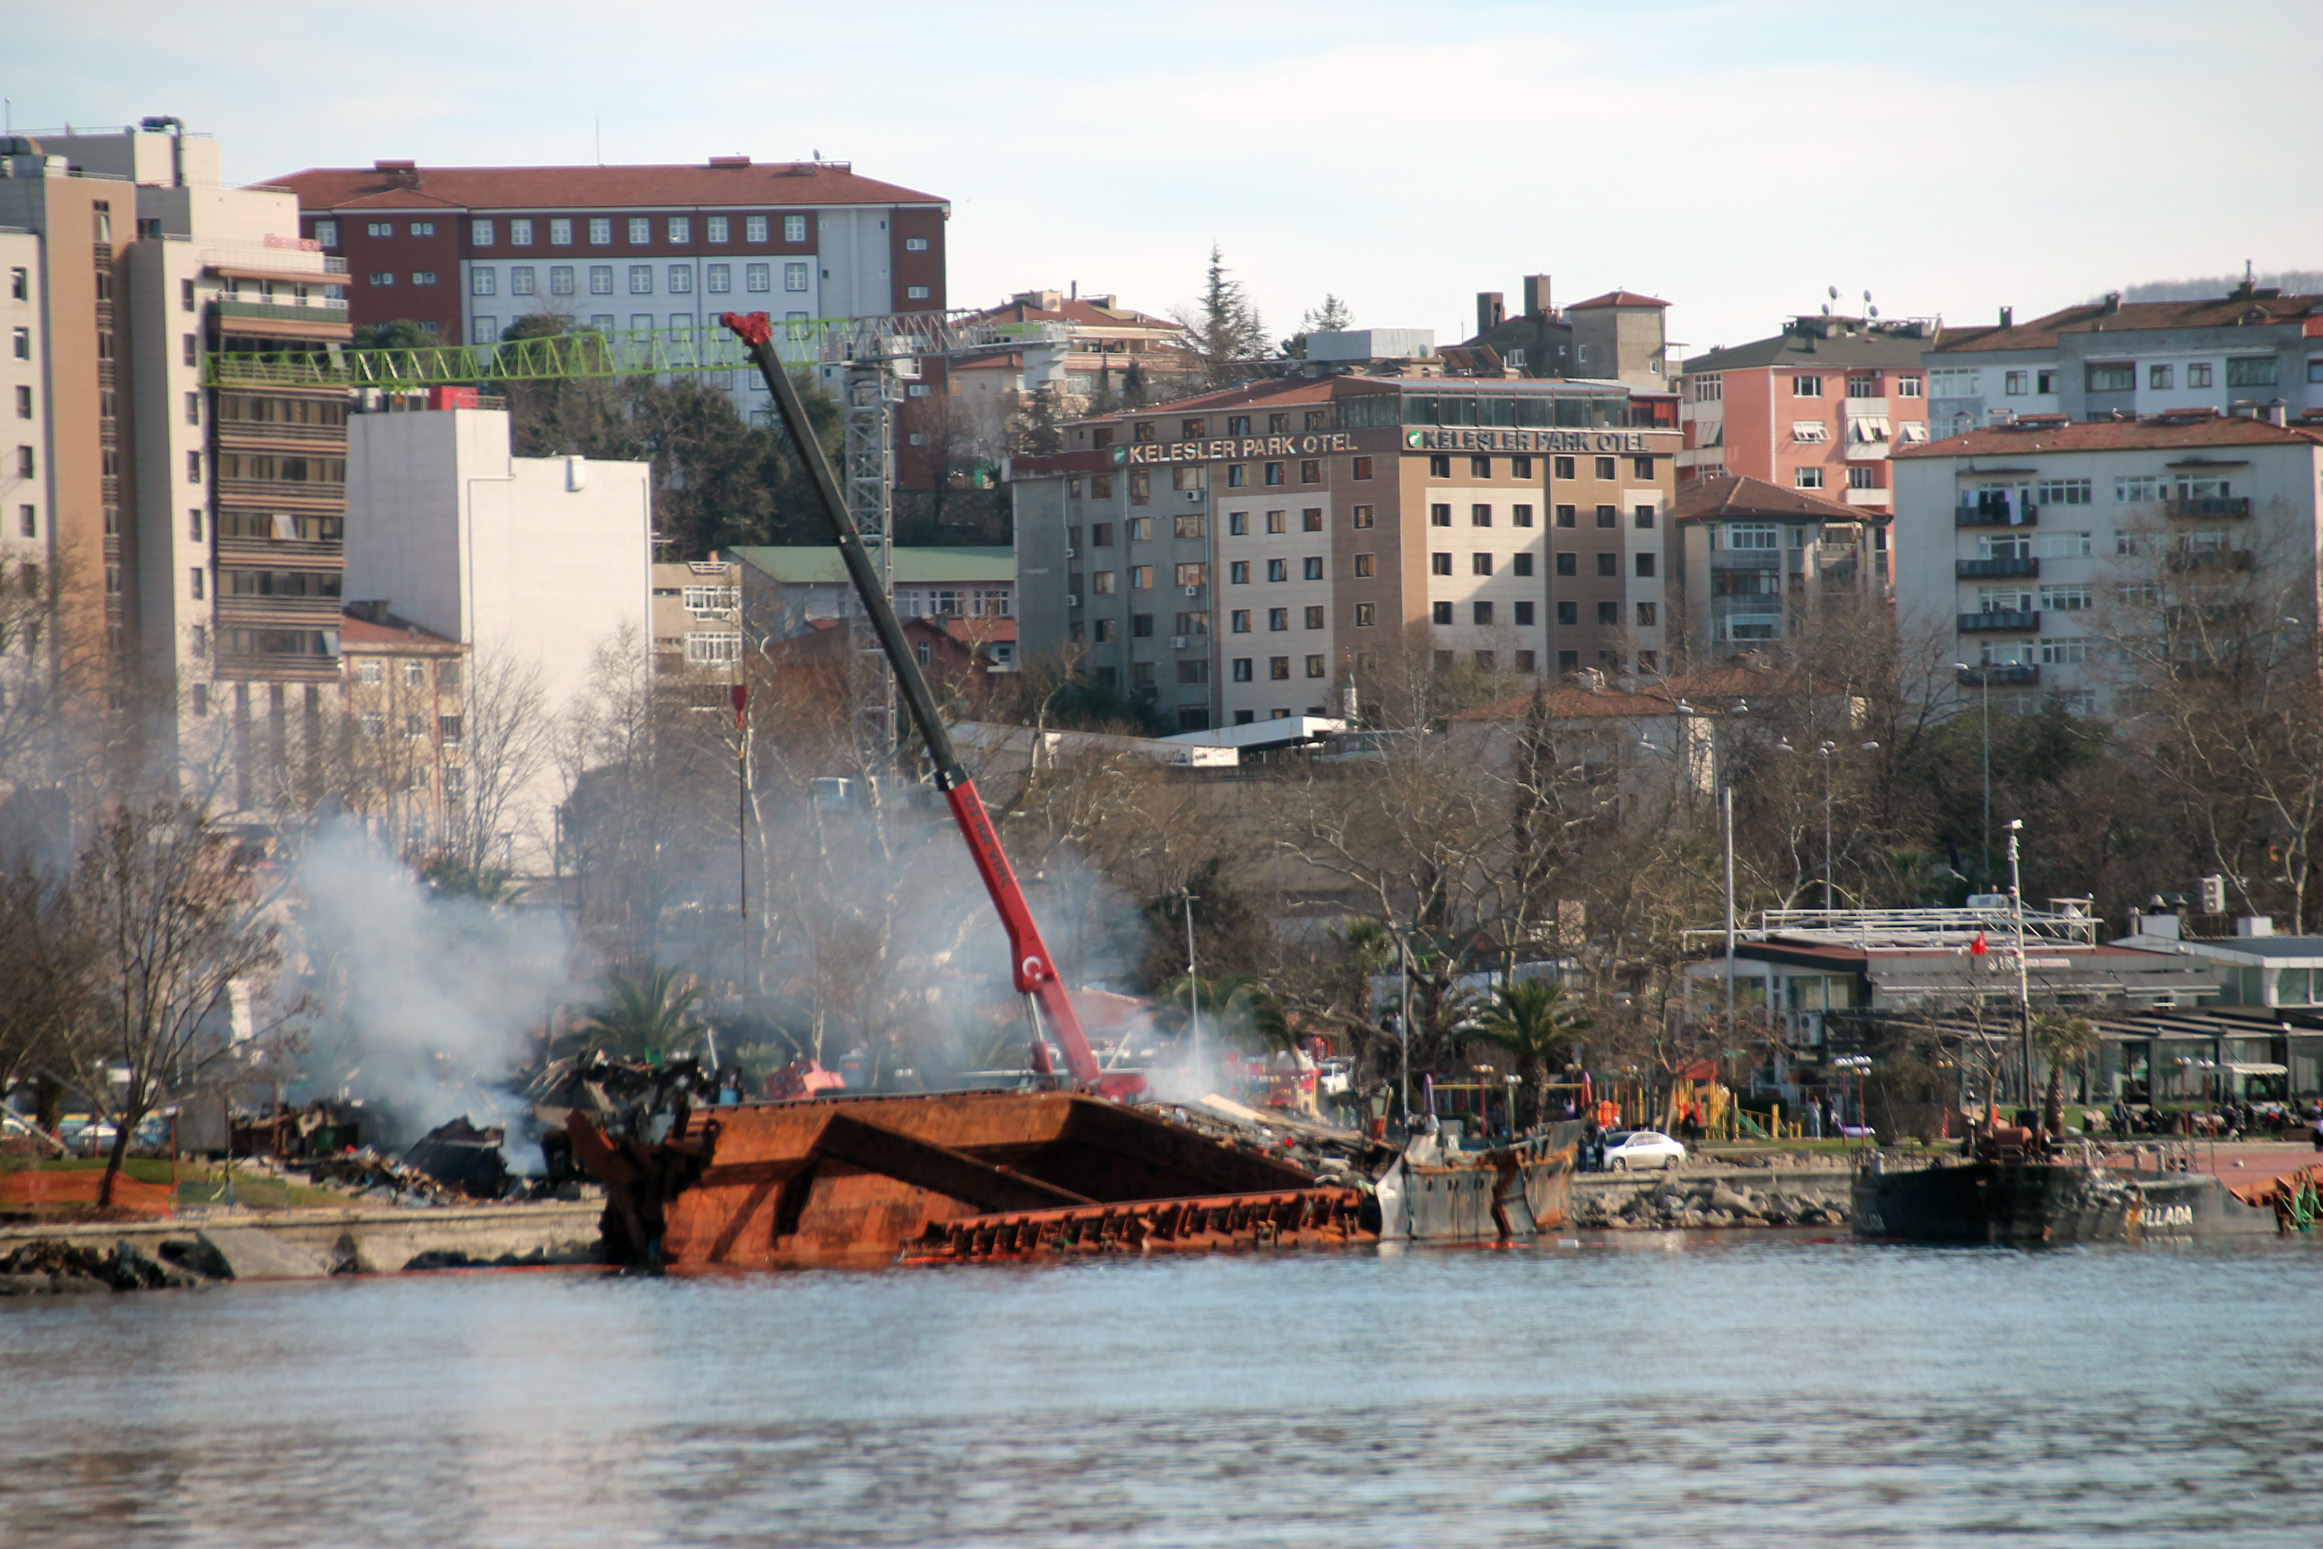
(1184, 491), (1203, 502)
(1184, 585), (1202, 596)
(1064, 546), (1077, 558)
(1170, 635), (1190, 649)
(1068, 595), (1082, 607)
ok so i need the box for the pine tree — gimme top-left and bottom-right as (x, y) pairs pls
(1181, 244), (1268, 386)
(1282, 294), (1354, 358)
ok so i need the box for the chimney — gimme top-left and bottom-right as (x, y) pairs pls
(1522, 274), (1552, 319)
(1999, 305), (2013, 329)
(2265, 400), (2289, 427)
(2102, 291), (2122, 315)
(1476, 291), (1505, 337)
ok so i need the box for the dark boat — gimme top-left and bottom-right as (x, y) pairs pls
(1376, 1121), (1585, 1243)
(1852, 1135), (2272, 1245)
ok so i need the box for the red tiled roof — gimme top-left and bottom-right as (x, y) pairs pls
(1669, 473), (1862, 523)
(339, 611), (459, 647)
(1569, 290), (1670, 310)
(967, 297), (1184, 333)
(269, 160), (943, 212)
(942, 617), (1018, 645)
(1895, 416), (2323, 459)
(1930, 293), (2323, 354)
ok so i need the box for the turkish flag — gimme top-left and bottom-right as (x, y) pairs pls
(1971, 930), (1988, 957)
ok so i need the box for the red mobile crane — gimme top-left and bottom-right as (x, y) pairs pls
(720, 310), (1139, 1102)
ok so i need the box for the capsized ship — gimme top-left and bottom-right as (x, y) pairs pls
(1853, 1132), (2272, 1245)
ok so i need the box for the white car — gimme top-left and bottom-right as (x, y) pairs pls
(1601, 1129), (1686, 1171)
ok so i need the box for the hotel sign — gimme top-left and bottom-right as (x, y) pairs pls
(1124, 432), (1358, 466)
(1407, 428), (1654, 453)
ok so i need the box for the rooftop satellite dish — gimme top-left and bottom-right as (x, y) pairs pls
(1863, 290), (1873, 304)
(1820, 304), (1831, 316)
(1869, 305), (1880, 318)
(1828, 285), (1839, 301)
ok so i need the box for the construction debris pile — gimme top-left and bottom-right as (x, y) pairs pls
(1574, 1178), (1850, 1231)
(0, 1238), (204, 1296)
(299, 1148), (469, 1205)
(1156, 1096), (1389, 1188)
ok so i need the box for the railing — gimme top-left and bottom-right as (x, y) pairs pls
(214, 419), (348, 446)
(2166, 496), (2249, 519)
(215, 538), (342, 566)
(218, 298), (349, 322)
(1956, 556), (2038, 579)
(207, 318), (832, 388)
(214, 478), (343, 506)
(216, 594), (344, 622)
(1955, 503), (2039, 527)
(212, 246), (350, 276)
(1752, 905), (2102, 947)
(2168, 548), (2255, 572)
(212, 651), (339, 678)
(1959, 609), (2039, 633)
(1961, 662), (2040, 686)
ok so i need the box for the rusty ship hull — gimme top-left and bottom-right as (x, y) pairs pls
(568, 1089), (1377, 1271)
(1375, 1122), (1585, 1243)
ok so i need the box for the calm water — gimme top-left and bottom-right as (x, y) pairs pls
(4, 1235), (2322, 1547)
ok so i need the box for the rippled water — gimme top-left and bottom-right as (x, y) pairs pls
(5, 1234), (2322, 1547)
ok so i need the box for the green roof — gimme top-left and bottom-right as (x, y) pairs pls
(728, 545), (1015, 585)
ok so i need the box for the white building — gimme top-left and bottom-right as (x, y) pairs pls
(1891, 410), (2323, 717)
(344, 404), (651, 866)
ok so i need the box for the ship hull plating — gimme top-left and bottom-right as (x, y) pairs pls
(1853, 1160), (2271, 1245)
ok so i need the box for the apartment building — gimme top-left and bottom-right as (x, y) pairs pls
(1677, 314), (1937, 516)
(338, 605), (466, 857)
(1459, 281), (1671, 388)
(1925, 284), (2323, 435)
(651, 557), (743, 674)
(0, 125), (352, 778)
(1668, 475), (1890, 659)
(1012, 374), (1680, 730)
(728, 545), (1014, 643)
(344, 402), (651, 866)
(1890, 410), (2323, 717)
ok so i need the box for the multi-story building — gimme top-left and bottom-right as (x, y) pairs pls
(338, 604), (466, 857)
(1667, 475), (1891, 660)
(1011, 374), (1680, 730)
(1676, 314), (1938, 516)
(1890, 410), (2323, 717)
(727, 545), (1014, 642)
(343, 402), (651, 865)
(0, 124), (352, 782)
(1925, 284), (2323, 436)
(650, 556), (743, 674)
(1459, 280), (1671, 388)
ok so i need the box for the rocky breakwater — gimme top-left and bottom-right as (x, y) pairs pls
(1573, 1175), (1850, 1231)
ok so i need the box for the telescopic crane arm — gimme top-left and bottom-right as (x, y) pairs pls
(720, 311), (1139, 1100)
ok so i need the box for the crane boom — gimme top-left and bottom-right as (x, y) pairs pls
(718, 310), (1136, 1100)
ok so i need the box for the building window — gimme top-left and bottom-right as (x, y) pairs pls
(1305, 654), (1326, 679)
(1270, 656), (1292, 680)
(900, 284), (929, 301)
(1511, 456), (1533, 479)
(2187, 362), (2213, 388)
(17, 504), (33, 538)
(1131, 615), (1154, 637)
(1130, 565), (1152, 590)
(1301, 508), (1323, 532)
(1353, 553), (1375, 578)
(1226, 466), (1247, 488)
(1636, 553), (1656, 577)
(311, 221), (338, 249)
(1556, 552), (1577, 576)
(622, 217), (648, 246)
(542, 265), (573, 296)
(472, 219), (496, 247)
(1597, 600), (1618, 625)
(2004, 370), (2028, 396)
(666, 217), (691, 245)
(747, 263), (771, 292)
(905, 236), (929, 252)
(1303, 605), (1325, 629)
(1431, 552), (1452, 576)
(785, 215), (808, 243)
(1594, 456), (1616, 480)
(511, 267), (538, 296)
(1848, 465), (1877, 490)
(1633, 504), (1655, 528)
(366, 221), (393, 239)
(2086, 363), (2135, 393)
(181, 449), (197, 482)
(668, 265), (692, 294)
(1470, 456), (1491, 478)
(705, 264), (730, 294)
(183, 333), (198, 364)
(1555, 505), (1576, 527)
(1471, 553), (1493, 576)
(1093, 570), (1118, 595)
(1268, 609), (1289, 632)
(2227, 357), (2279, 388)
(1792, 421), (1829, 443)
(629, 266), (653, 294)
(472, 268), (496, 296)
(1512, 553), (1533, 577)
(179, 277), (195, 310)
(785, 262), (810, 292)
(408, 221), (434, 238)
(1352, 456), (1374, 480)
(1354, 602), (1376, 627)
(189, 567), (204, 600)
(2148, 363), (2173, 390)
(1795, 467), (1825, 489)
(1298, 460), (1320, 484)
(1596, 554), (1617, 577)
(1267, 558), (1288, 582)
(1473, 601), (1494, 625)
(1896, 376), (1922, 398)
(1232, 657), (1253, 682)
(1230, 610), (1251, 633)
(1352, 504), (1375, 528)
(1553, 456), (1576, 479)
(1431, 602), (1453, 625)
(1264, 462), (1285, 485)
(1513, 600), (1534, 626)
(742, 215), (768, 244)
(472, 318), (498, 344)
(1596, 505), (1617, 527)
(1846, 374), (1879, 398)
(1429, 455), (1451, 478)
(1472, 504), (1492, 527)
(1793, 374), (1823, 397)
(412, 271), (437, 286)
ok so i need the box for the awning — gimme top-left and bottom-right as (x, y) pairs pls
(2228, 1062), (2288, 1076)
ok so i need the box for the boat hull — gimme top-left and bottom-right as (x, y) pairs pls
(1378, 1122), (1584, 1242)
(1852, 1159), (2273, 1245)
(568, 1088), (1373, 1270)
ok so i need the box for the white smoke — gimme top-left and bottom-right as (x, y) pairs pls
(284, 821), (579, 1157)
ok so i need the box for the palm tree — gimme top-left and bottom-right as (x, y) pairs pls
(1152, 973), (1291, 1055)
(1472, 979), (1590, 1130)
(573, 966), (704, 1064)
(2031, 1010), (2101, 1134)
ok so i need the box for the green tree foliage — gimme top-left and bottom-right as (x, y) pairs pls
(572, 966), (704, 1064)
(351, 318), (439, 351)
(1471, 979), (1590, 1127)
(1151, 972), (1291, 1054)
(1139, 856), (1277, 990)
(1178, 245), (1270, 386)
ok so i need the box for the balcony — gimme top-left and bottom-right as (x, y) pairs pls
(1956, 556), (2038, 579)
(2166, 495), (2250, 520)
(1955, 502), (2039, 528)
(218, 298), (349, 322)
(1959, 609), (2039, 634)
(215, 419), (349, 448)
(2168, 548), (2256, 572)
(1960, 663), (2040, 686)
(217, 593), (344, 624)
(214, 477), (344, 507)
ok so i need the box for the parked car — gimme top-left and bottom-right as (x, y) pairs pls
(1601, 1129), (1686, 1171)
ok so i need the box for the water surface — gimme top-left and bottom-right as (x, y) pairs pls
(4, 1235), (2320, 1546)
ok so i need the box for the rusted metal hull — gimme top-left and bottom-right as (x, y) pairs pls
(567, 1089), (1374, 1271)
(1377, 1123), (1584, 1242)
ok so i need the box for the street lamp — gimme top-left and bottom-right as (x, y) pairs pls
(1778, 738), (1881, 909)
(1832, 1053), (1872, 1134)
(1953, 663), (1992, 886)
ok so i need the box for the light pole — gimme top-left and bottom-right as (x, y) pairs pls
(2007, 818), (2032, 1113)
(1787, 739), (1880, 910)
(1953, 663), (1991, 886)
(1723, 784), (1737, 1046)
(1180, 886), (1201, 1080)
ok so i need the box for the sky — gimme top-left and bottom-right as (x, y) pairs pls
(12, 1), (2321, 359)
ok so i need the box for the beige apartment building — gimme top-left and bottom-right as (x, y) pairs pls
(1013, 373), (1680, 729)
(0, 122), (351, 804)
